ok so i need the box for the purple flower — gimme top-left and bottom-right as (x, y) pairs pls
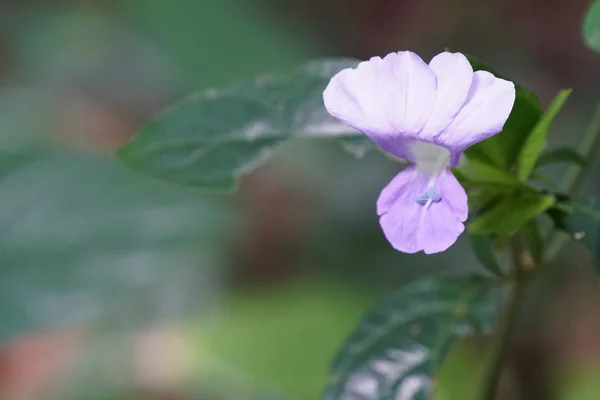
(323, 51), (516, 254)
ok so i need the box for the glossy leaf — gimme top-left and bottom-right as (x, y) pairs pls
(0, 150), (234, 339)
(465, 60), (542, 170)
(469, 194), (555, 236)
(323, 276), (497, 400)
(583, 0), (600, 53)
(470, 234), (504, 277)
(516, 89), (572, 181)
(535, 147), (588, 168)
(117, 59), (361, 190)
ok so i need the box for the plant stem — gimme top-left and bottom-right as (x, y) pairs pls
(481, 241), (528, 400)
(483, 100), (600, 399)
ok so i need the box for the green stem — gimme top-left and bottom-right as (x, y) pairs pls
(482, 99), (600, 400)
(481, 241), (528, 400)
(544, 103), (600, 262)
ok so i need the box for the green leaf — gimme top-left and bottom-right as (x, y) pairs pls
(117, 59), (361, 190)
(535, 147), (588, 168)
(547, 199), (600, 267)
(469, 194), (556, 236)
(453, 158), (534, 213)
(465, 59), (542, 170)
(516, 89), (572, 181)
(583, 0), (600, 53)
(323, 276), (497, 400)
(454, 159), (525, 189)
(529, 171), (556, 186)
(0, 150), (234, 340)
(470, 234), (505, 277)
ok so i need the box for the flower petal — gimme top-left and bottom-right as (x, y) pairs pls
(418, 52), (474, 141)
(323, 51), (437, 159)
(377, 167), (467, 254)
(436, 70), (516, 159)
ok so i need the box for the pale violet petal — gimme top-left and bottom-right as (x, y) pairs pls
(435, 70), (516, 154)
(377, 167), (467, 254)
(437, 167), (468, 222)
(377, 165), (419, 216)
(323, 51), (437, 160)
(418, 52), (474, 141)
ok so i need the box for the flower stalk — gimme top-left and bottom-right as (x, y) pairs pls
(482, 104), (600, 399)
(481, 238), (529, 400)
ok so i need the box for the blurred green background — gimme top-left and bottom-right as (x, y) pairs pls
(2, 0), (600, 399)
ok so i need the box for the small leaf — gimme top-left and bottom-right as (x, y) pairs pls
(583, 0), (600, 53)
(323, 276), (498, 400)
(454, 159), (525, 189)
(469, 194), (556, 236)
(117, 58), (361, 190)
(470, 234), (505, 277)
(535, 147), (588, 168)
(516, 89), (572, 181)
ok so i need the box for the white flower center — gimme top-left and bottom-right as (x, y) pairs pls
(412, 141), (450, 209)
(412, 141), (451, 175)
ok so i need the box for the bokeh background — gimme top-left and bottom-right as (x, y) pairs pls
(2, 0), (600, 399)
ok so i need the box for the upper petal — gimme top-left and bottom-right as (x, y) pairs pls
(377, 167), (467, 254)
(435, 70), (516, 155)
(323, 51), (437, 159)
(418, 52), (474, 141)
